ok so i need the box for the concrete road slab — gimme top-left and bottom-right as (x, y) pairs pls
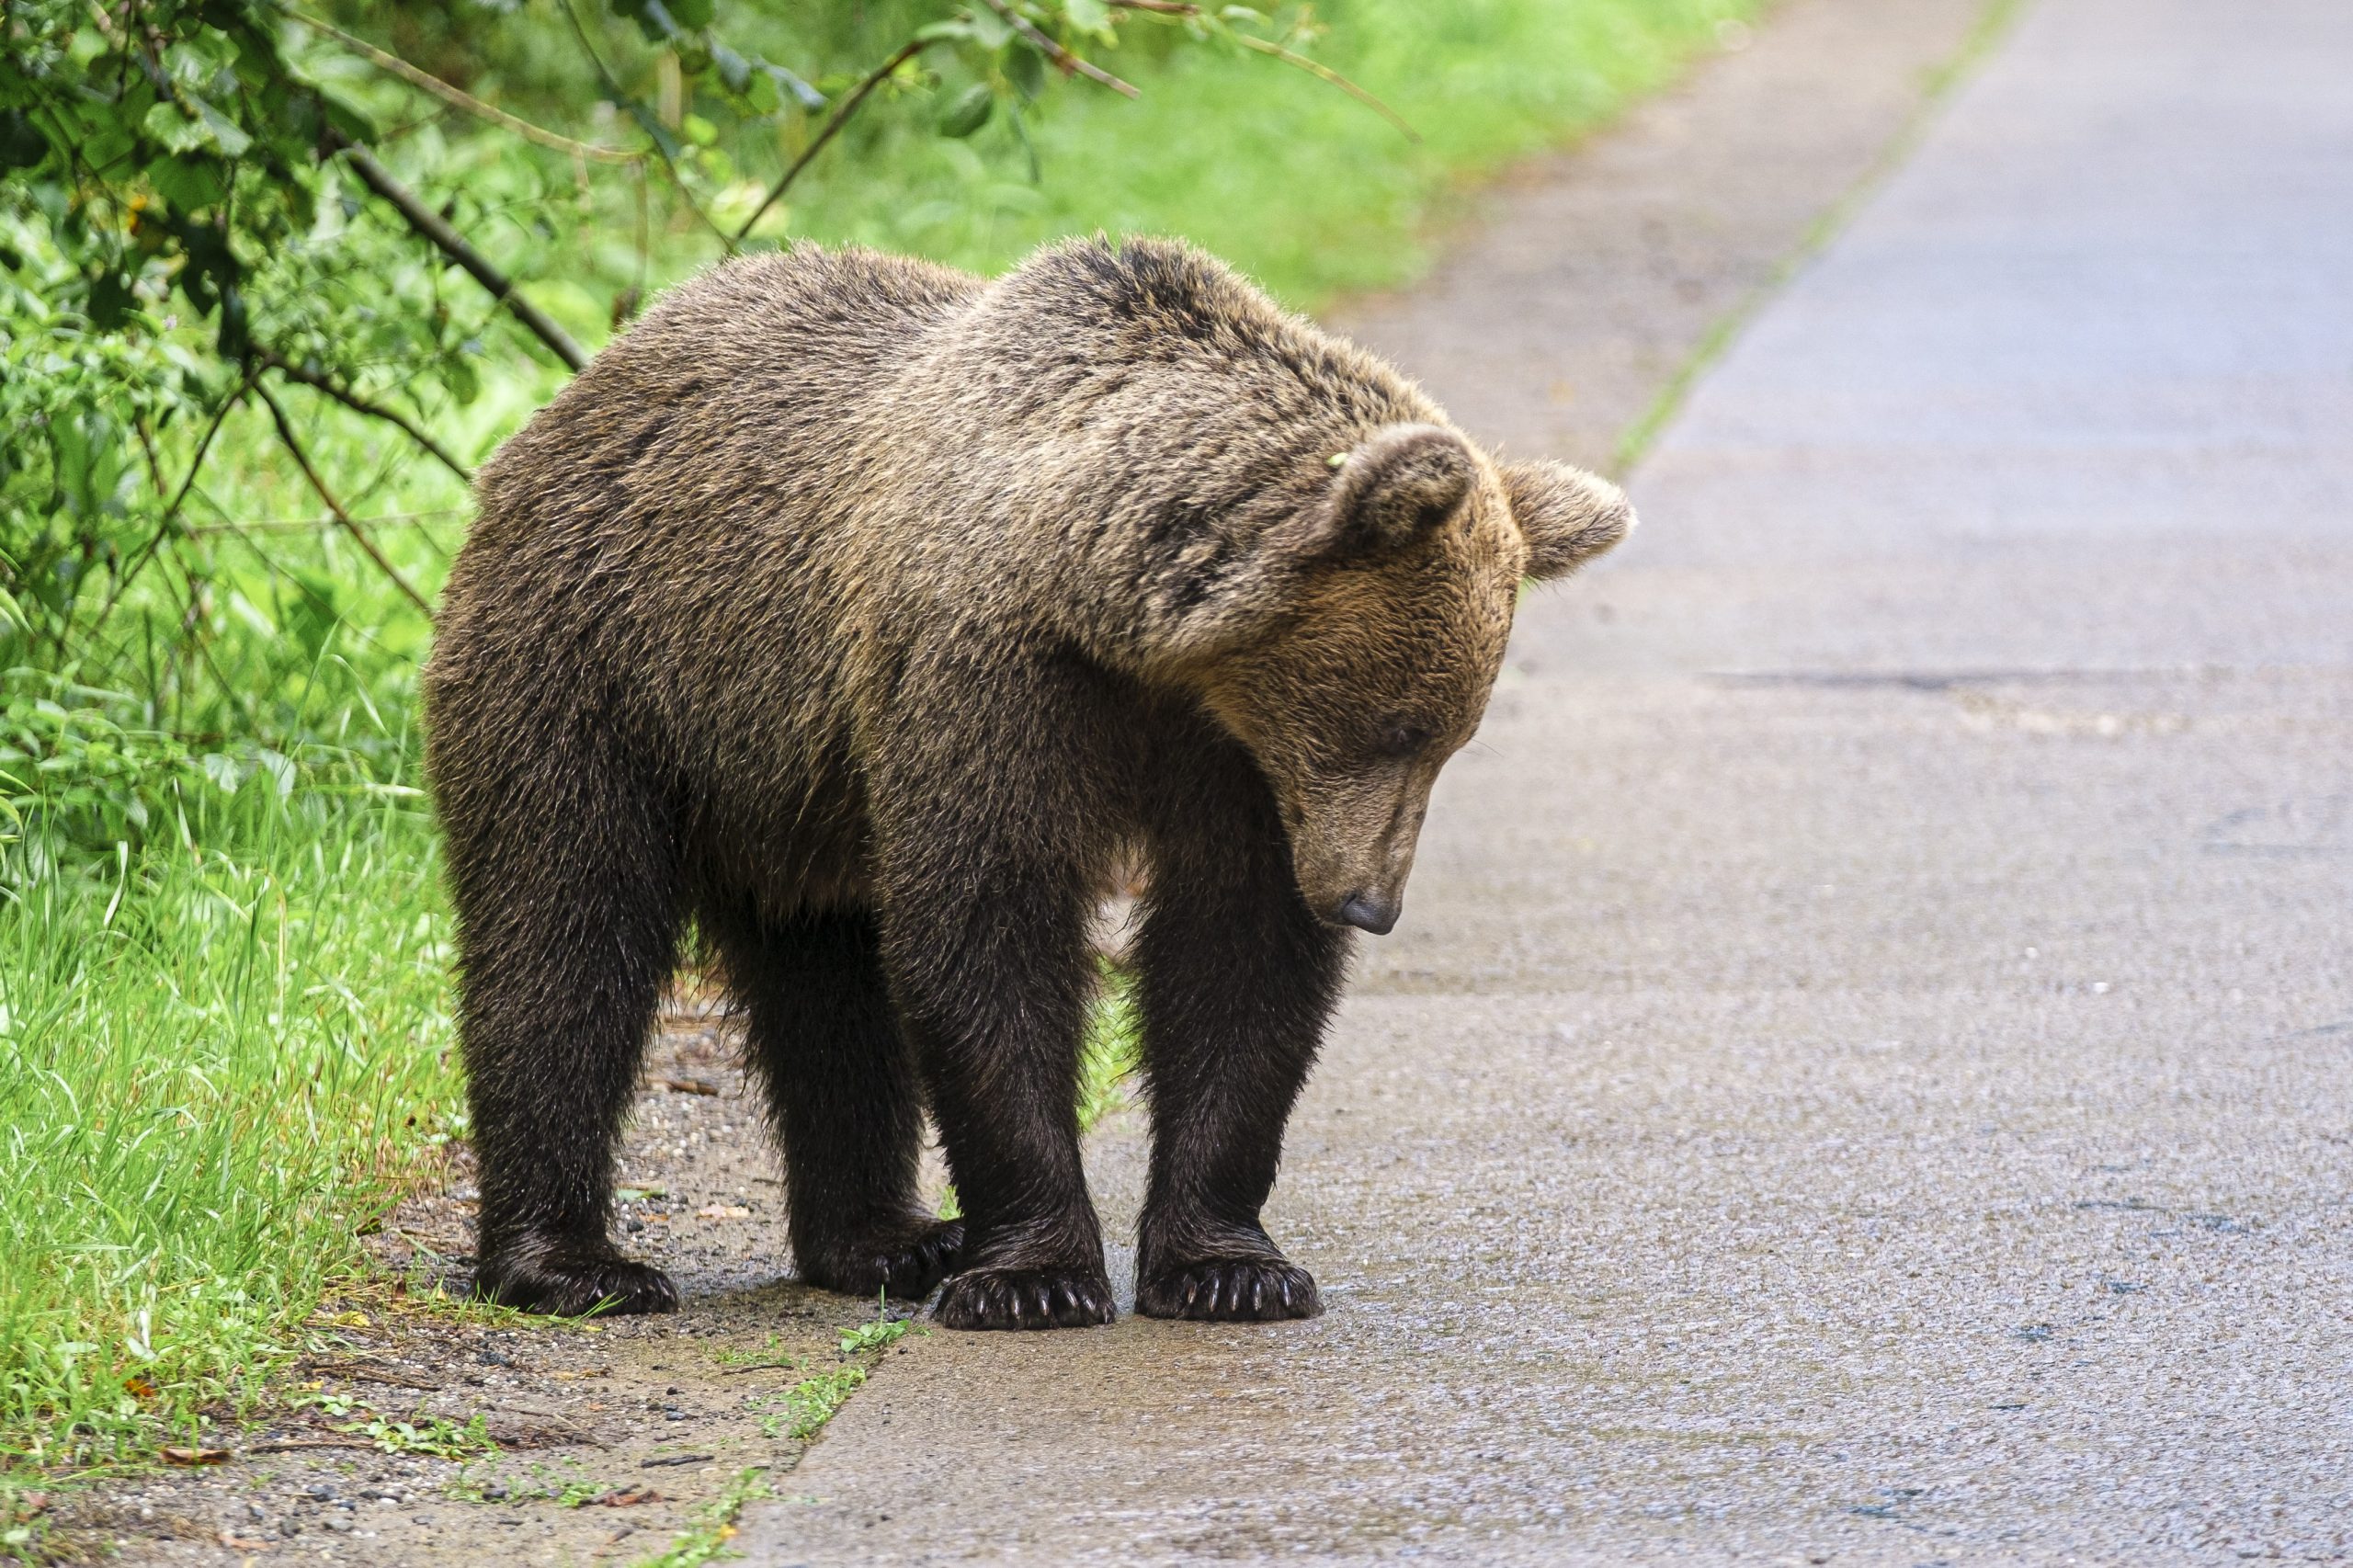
(742, 0), (2353, 1561)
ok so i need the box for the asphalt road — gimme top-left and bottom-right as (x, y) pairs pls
(743, 0), (2353, 1561)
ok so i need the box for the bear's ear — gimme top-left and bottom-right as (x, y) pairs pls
(1502, 460), (1636, 580)
(1317, 424), (1476, 560)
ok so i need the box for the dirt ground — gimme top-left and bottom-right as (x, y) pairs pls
(41, 1001), (931, 1567)
(34, 0), (2001, 1561)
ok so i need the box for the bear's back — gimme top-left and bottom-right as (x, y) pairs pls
(466, 246), (978, 552)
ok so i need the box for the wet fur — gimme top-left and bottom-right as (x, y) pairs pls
(425, 237), (1627, 1328)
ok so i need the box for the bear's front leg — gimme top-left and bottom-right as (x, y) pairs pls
(882, 868), (1114, 1329)
(1131, 765), (1350, 1323)
(870, 666), (1119, 1331)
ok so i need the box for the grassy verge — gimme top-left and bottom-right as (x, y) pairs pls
(772, 0), (1760, 310)
(0, 0), (1761, 1476)
(0, 697), (456, 1468)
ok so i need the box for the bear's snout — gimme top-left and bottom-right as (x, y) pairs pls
(1336, 892), (1400, 936)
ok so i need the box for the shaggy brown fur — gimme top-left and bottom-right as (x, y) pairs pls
(424, 236), (1630, 1330)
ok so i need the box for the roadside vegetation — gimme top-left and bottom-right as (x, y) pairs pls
(0, 0), (1756, 1475)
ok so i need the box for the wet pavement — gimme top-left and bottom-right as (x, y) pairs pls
(742, 0), (2353, 1561)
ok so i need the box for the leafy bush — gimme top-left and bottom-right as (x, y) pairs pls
(0, 0), (1352, 733)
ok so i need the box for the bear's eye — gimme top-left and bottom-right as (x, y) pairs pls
(1375, 722), (1432, 758)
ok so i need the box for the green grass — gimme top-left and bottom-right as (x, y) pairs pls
(0, 716), (458, 1467)
(1077, 962), (1142, 1135)
(646, 0), (1762, 312)
(627, 1465), (773, 1568)
(0, 0), (1763, 1476)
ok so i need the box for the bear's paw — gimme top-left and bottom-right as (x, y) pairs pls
(472, 1244), (680, 1317)
(1136, 1256), (1321, 1323)
(797, 1218), (965, 1301)
(934, 1266), (1115, 1331)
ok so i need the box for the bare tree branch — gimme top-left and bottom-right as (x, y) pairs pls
(91, 370), (256, 637)
(1232, 34), (1417, 142)
(557, 0), (738, 255)
(256, 382), (436, 619)
(259, 349), (474, 485)
(1104, 1), (1416, 140)
(335, 141), (589, 372)
(282, 7), (642, 164)
(981, 0), (1140, 97)
(733, 38), (934, 241)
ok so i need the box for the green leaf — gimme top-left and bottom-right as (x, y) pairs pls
(140, 97), (252, 159)
(85, 270), (136, 330)
(1064, 0), (1115, 38)
(764, 61), (826, 112)
(317, 87), (377, 143)
(145, 154), (229, 213)
(142, 101), (210, 156)
(710, 40), (752, 94)
(0, 110), (48, 170)
(936, 83), (995, 139)
(442, 351), (480, 406)
(190, 97), (253, 159)
(1006, 42), (1046, 101)
(621, 99), (684, 162)
(610, 0), (676, 42)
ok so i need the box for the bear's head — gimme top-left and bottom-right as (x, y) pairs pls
(1185, 423), (1631, 934)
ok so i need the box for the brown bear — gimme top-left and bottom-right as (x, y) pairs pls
(423, 236), (1630, 1330)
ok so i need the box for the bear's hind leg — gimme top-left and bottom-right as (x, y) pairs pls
(710, 906), (962, 1299)
(447, 748), (683, 1318)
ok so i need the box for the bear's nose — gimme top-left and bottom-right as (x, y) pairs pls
(1336, 892), (1398, 936)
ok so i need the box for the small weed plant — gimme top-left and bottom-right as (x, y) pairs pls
(629, 1465), (773, 1568)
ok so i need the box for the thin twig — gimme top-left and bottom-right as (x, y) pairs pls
(733, 37), (932, 241)
(256, 382), (436, 618)
(91, 369), (256, 636)
(281, 6), (641, 163)
(334, 139), (590, 372)
(131, 418), (167, 494)
(303, 1361), (446, 1392)
(188, 508), (464, 537)
(558, 0), (736, 254)
(1098, 1), (1415, 138)
(1233, 35), (1417, 141)
(259, 349), (473, 484)
(980, 0), (1139, 97)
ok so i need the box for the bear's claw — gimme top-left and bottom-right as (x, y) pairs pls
(472, 1244), (679, 1317)
(934, 1266), (1115, 1330)
(799, 1218), (965, 1301)
(1136, 1256), (1320, 1322)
